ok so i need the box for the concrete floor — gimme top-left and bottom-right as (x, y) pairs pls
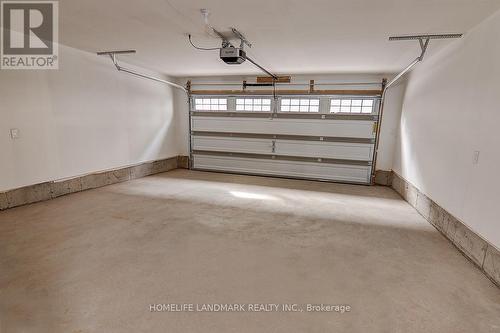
(0, 170), (499, 332)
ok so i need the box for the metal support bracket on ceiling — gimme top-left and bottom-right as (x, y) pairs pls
(214, 27), (278, 80)
(371, 33), (463, 184)
(96, 50), (187, 92)
(191, 12), (278, 81)
(231, 27), (252, 49)
(384, 33), (462, 90)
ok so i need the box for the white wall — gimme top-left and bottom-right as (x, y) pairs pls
(0, 44), (182, 191)
(393, 10), (500, 248)
(0, 46), (404, 192)
(175, 74), (405, 171)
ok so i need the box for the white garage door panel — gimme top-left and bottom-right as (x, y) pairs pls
(193, 155), (371, 183)
(275, 140), (373, 161)
(192, 136), (272, 154)
(189, 94), (379, 184)
(193, 136), (373, 161)
(191, 117), (375, 139)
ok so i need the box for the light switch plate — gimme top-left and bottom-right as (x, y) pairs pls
(473, 151), (480, 165)
(10, 128), (20, 139)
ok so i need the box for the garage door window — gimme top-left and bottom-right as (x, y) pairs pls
(236, 98), (272, 111)
(280, 98), (320, 112)
(330, 99), (373, 114)
(194, 98), (228, 111)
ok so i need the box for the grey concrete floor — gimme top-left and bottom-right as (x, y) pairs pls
(0, 169), (499, 332)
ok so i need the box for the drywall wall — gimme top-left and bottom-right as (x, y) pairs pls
(392, 10), (500, 248)
(175, 74), (405, 171)
(0, 44), (181, 191)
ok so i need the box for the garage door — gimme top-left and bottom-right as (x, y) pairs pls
(189, 94), (379, 184)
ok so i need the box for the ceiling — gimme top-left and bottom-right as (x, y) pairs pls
(59, 0), (500, 77)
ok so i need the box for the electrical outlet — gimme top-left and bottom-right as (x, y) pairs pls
(473, 151), (480, 165)
(10, 128), (20, 139)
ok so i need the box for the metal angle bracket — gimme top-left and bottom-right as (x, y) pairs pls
(231, 27), (252, 49)
(370, 33), (463, 183)
(385, 33), (463, 89)
(211, 28), (232, 48)
(418, 37), (430, 60)
(388, 33), (463, 64)
(97, 50), (187, 92)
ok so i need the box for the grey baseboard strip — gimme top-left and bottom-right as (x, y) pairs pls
(391, 171), (500, 288)
(177, 155), (189, 169)
(374, 170), (393, 186)
(0, 156), (180, 210)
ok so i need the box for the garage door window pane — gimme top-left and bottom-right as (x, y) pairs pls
(280, 98), (320, 112)
(236, 98), (272, 111)
(330, 98), (374, 114)
(194, 98), (228, 111)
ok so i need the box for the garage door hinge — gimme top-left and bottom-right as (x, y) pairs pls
(372, 123), (378, 134)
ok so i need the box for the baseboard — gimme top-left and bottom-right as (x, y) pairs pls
(374, 170), (393, 186)
(177, 155), (189, 169)
(0, 156), (179, 210)
(391, 171), (500, 288)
